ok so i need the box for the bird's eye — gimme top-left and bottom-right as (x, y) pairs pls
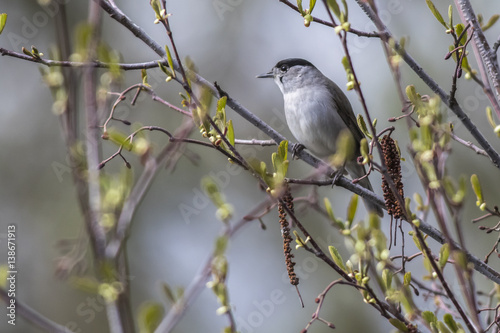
(280, 64), (289, 72)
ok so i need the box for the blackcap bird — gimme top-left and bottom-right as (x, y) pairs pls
(257, 58), (383, 217)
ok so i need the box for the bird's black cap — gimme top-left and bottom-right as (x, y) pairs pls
(275, 58), (315, 68)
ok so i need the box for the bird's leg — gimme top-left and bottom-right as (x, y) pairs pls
(291, 142), (305, 159)
(330, 162), (346, 187)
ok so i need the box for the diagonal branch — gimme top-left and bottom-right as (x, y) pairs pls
(455, 0), (500, 102)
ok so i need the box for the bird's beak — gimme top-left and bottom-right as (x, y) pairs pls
(256, 71), (273, 79)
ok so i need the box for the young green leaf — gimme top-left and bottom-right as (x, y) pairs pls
(150, 0), (163, 21)
(328, 245), (346, 272)
(403, 272), (411, 286)
(278, 140), (288, 162)
(482, 14), (499, 32)
(470, 174), (483, 206)
(326, 0), (341, 18)
(389, 318), (409, 332)
(346, 194), (358, 224)
(165, 45), (176, 78)
(324, 197), (336, 222)
(437, 321), (453, 333)
(226, 119), (235, 146)
(422, 310), (438, 325)
(137, 302), (164, 333)
(297, 0), (304, 14)
(443, 313), (459, 332)
(382, 269), (392, 291)
(448, 5), (453, 28)
(439, 244), (449, 269)
(405, 85), (418, 104)
(425, 0), (447, 28)
(356, 114), (372, 139)
(486, 107), (496, 129)
(309, 0), (317, 13)
(141, 69), (150, 87)
(0, 13), (7, 35)
(162, 282), (176, 304)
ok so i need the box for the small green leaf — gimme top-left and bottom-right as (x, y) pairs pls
(437, 321), (453, 333)
(217, 96), (227, 113)
(425, 0), (447, 28)
(165, 44), (176, 78)
(356, 114), (372, 139)
(439, 243), (450, 269)
(422, 310), (438, 325)
(486, 107), (497, 129)
(162, 282), (176, 304)
(382, 269), (392, 291)
(410, 231), (422, 252)
(309, 0), (317, 13)
(359, 138), (370, 164)
(328, 245), (346, 272)
(341, 0), (348, 21)
(346, 194), (358, 224)
(141, 69), (150, 87)
(324, 197), (336, 222)
(448, 5), (453, 28)
(0, 13), (7, 35)
(403, 272), (411, 286)
(226, 119), (235, 146)
(137, 301), (164, 333)
(482, 14), (499, 32)
(326, 0), (341, 18)
(158, 60), (172, 77)
(107, 128), (133, 151)
(389, 318), (409, 332)
(297, 0), (303, 14)
(470, 174), (483, 205)
(443, 313), (459, 332)
(149, 0), (163, 21)
(405, 85), (418, 104)
(22, 47), (33, 57)
(455, 24), (467, 45)
(278, 140), (288, 162)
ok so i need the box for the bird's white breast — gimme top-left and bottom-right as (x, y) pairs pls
(283, 86), (347, 158)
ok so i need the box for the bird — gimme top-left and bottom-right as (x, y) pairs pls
(257, 58), (383, 217)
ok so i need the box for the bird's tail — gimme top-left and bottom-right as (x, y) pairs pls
(346, 162), (384, 217)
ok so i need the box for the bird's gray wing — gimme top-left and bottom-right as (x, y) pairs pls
(328, 80), (365, 148)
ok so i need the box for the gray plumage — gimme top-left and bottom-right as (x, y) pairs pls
(258, 58), (383, 216)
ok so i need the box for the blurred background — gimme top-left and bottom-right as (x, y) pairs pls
(1, 0), (499, 332)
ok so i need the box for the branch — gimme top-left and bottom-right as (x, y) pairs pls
(277, 0), (384, 38)
(455, 0), (500, 103)
(0, 47), (168, 70)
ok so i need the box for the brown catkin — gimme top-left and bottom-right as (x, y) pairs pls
(279, 183), (299, 286)
(381, 135), (404, 219)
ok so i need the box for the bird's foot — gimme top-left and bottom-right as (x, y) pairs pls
(291, 143), (305, 159)
(330, 170), (343, 187)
